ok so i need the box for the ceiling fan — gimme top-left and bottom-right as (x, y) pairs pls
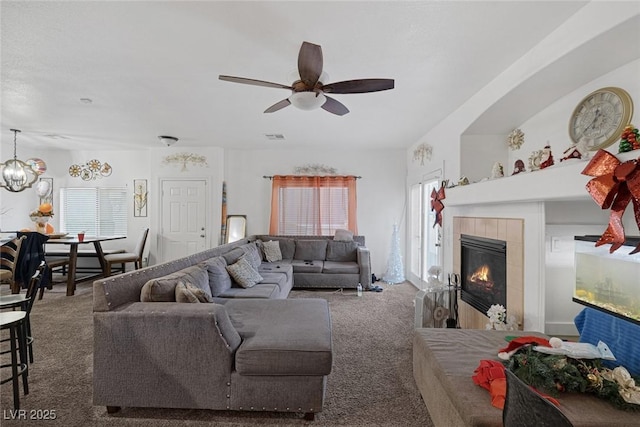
(219, 41), (394, 116)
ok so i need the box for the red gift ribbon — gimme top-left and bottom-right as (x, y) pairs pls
(582, 150), (640, 254)
(430, 183), (446, 228)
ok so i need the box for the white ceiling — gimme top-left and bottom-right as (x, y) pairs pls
(1, 1), (588, 152)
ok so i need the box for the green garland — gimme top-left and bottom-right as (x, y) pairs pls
(504, 345), (640, 411)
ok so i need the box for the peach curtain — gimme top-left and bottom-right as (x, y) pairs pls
(269, 175), (358, 235)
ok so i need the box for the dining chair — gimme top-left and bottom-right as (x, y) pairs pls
(104, 228), (149, 276)
(502, 369), (573, 427)
(1, 235), (27, 294)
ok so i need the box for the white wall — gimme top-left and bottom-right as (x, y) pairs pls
(224, 148), (406, 276)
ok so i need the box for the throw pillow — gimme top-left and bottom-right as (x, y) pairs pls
(262, 240), (283, 262)
(226, 256), (263, 288)
(187, 281), (213, 302)
(202, 256), (232, 296)
(175, 281), (201, 303)
(334, 229), (354, 241)
(240, 242), (262, 269)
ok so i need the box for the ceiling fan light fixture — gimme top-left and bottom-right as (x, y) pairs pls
(289, 91), (326, 111)
(0, 129), (38, 192)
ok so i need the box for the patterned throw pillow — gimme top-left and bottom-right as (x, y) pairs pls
(226, 256), (263, 288)
(262, 240), (282, 262)
(175, 281), (201, 303)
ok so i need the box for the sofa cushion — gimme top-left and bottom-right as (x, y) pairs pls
(262, 240), (282, 262)
(226, 256), (263, 288)
(240, 242), (262, 269)
(217, 284), (279, 299)
(201, 256), (232, 296)
(140, 265), (210, 302)
(291, 259), (324, 273)
(322, 260), (359, 274)
(258, 261), (293, 282)
(294, 239), (328, 261)
(326, 240), (358, 262)
(222, 298), (333, 376)
(175, 281), (201, 303)
(222, 247), (245, 265)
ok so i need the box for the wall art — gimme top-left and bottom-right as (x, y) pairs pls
(162, 152), (208, 172)
(293, 163), (337, 175)
(413, 143), (433, 165)
(69, 159), (112, 180)
(134, 179), (148, 217)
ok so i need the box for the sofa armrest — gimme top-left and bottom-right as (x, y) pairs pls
(93, 303), (241, 409)
(357, 246), (372, 289)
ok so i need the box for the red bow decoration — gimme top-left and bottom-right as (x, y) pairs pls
(430, 183), (446, 228)
(582, 149), (640, 254)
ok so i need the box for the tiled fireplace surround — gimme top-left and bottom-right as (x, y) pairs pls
(453, 217), (524, 330)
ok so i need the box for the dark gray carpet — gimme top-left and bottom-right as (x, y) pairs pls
(1, 280), (433, 426)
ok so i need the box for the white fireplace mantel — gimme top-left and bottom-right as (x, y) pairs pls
(446, 150), (638, 207)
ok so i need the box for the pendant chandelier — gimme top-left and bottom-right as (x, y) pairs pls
(1, 129), (38, 192)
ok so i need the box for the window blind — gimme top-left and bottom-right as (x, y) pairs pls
(60, 187), (127, 236)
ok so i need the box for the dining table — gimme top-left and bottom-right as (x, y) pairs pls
(45, 235), (126, 296)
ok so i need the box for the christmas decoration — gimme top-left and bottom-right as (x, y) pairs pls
(504, 344), (640, 411)
(430, 182), (446, 228)
(618, 124), (640, 153)
(512, 159), (526, 175)
(382, 223), (405, 284)
(582, 149), (640, 254)
(539, 144), (555, 169)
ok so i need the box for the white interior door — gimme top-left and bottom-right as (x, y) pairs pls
(409, 182), (423, 284)
(160, 179), (207, 262)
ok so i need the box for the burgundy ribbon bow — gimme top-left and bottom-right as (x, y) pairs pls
(582, 149), (640, 254)
(430, 183), (446, 228)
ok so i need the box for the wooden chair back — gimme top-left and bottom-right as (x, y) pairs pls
(1, 236), (27, 293)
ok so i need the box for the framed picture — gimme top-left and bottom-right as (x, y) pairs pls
(133, 179), (148, 217)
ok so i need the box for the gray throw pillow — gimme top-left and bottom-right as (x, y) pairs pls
(140, 265), (211, 302)
(202, 256), (232, 296)
(175, 281), (201, 303)
(240, 242), (262, 269)
(262, 240), (283, 262)
(334, 229), (354, 241)
(226, 256), (263, 288)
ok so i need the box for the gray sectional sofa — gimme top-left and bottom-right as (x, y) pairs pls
(93, 234), (369, 419)
(255, 234), (371, 289)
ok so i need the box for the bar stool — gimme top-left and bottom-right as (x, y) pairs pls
(0, 311), (29, 409)
(0, 263), (45, 364)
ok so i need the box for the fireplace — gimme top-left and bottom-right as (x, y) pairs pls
(460, 234), (507, 315)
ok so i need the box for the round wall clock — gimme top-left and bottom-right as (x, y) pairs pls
(568, 87), (633, 151)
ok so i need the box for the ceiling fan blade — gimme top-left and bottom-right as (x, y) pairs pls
(321, 96), (349, 116)
(322, 78), (395, 94)
(264, 98), (291, 113)
(298, 41), (323, 88)
(219, 75), (292, 90)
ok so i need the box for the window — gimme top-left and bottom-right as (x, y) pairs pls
(269, 175), (358, 235)
(59, 187), (128, 236)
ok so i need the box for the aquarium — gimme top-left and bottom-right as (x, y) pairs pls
(573, 236), (640, 325)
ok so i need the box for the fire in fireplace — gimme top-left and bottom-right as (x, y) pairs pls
(460, 234), (507, 315)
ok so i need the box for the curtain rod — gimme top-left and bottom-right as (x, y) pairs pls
(263, 175), (362, 180)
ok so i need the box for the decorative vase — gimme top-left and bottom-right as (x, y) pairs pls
(30, 215), (50, 234)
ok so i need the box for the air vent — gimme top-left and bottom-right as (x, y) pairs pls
(265, 134), (285, 140)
